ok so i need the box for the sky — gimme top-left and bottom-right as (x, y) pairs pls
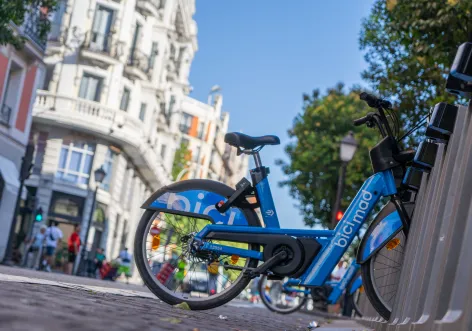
(188, 1), (376, 229)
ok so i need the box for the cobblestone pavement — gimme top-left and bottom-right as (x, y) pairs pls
(0, 266), (370, 331)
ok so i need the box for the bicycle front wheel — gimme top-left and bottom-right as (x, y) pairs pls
(134, 180), (262, 310)
(258, 275), (308, 314)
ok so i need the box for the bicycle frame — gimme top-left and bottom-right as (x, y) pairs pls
(281, 262), (361, 304)
(193, 169), (397, 286)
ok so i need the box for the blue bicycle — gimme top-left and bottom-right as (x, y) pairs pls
(135, 93), (414, 319)
(258, 260), (363, 316)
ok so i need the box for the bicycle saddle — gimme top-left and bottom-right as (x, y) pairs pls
(224, 132), (280, 150)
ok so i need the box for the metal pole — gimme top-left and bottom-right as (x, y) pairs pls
(331, 162), (347, 229)
(2, 181), (24, 265)
(76, 185), (98, 275)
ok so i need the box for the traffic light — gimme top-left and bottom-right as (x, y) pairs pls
(336, 210), (344, 222)
(34, 207), (43, 222)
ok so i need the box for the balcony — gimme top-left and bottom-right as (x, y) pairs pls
(33, 90), (171, 188)
(125, 50), (151, 81)
(0, 104), (12, 127)
(81, 31), (123, 67)
(23, 8), (47, 51)
(135, 0), (165, 19)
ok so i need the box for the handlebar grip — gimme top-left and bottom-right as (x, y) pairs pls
(353, 116), (369, 126)
(359, 92), (392, 109)
(359, 92), (379, 107)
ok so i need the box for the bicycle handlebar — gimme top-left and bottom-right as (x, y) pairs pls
(353, 115), (370, 126)
(359, 92), (392, 109)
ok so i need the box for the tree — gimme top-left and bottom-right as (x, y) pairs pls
(360, 0), (472, 142)
(172, 141), (190, 180)
(0, 0), (57, 49)
(277, 83), (383, 228)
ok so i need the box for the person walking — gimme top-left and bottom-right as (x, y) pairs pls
(117, 248), (133, 284)
(92, 248), (106, 278)
(26, 225), (47, 269)
(67, 225), (81, 275)
(43, 221), (63, 272)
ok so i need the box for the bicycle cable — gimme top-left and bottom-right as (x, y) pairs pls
(396, 109), (432, 143)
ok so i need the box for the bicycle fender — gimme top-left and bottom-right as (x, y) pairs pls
(349, 275), (363, 295)
(140, 179), (260, 226)
(356, 202), (402, 264)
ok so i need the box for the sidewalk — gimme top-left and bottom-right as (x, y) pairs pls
(0, 266), (371, 331)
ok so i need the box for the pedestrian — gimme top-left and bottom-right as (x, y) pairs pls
(66, 225), (81, 275)
(117, 247), (133, 284)
(93, 248), (106, 277)
(26, 225), (47, 269)
(43, 221), (63, 272)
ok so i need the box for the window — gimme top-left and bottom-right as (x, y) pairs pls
(79, 73), (102, 102)
(120, 88), (130, 111)
(197, 122), (205, 139)
(128, 23), (141, 63)
(91, 5), (114, 52)
(180, 112), (193, 134)
(1, 61), (23, 127)
(139, 103), (147, 121)
(149, 42), (159, 69)
(120, 220), (128, 251)
(56, 140), (95, 185)
(160, 144), (167, 159)
(32, 131), (48, 175)
(193, 146), (200, 162)
(168, 95), (175, 115)
(49, 192), (85, 223)
(100, 148), (115, 191)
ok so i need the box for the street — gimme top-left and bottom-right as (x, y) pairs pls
(0, 266), (369, 331)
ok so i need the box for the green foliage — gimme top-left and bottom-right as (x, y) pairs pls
(360, 0), (471, 142)
(0, 0), (57, 49)
(172, 141), (190, 180)
(278, 83), (383, 228)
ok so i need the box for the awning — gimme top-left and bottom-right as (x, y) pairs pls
(0, 154), (20, 195)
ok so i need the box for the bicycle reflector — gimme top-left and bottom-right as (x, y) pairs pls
(450, 42), (472, 82)
(230, 255), (240, 265)
(428, 103), (458, 136)
(414, 141), (438, 169)
(336, 211), (343, 222)
(386, 238), (401, 250)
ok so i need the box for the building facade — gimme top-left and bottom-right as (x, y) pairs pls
(27, 0), (197, 273)
(0, 9), (48, 261)
(24, 0), (248, 278)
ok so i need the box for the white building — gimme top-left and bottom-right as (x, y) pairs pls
(0, 8), (48, 261)
(25, 0), (248, 277)
(28, 0), (197, 272)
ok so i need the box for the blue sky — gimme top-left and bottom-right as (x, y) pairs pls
(189, 1), (376, 229)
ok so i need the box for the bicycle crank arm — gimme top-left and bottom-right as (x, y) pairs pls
(224, 250), (288, 279)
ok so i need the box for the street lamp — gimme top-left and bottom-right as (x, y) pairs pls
(76, 166), (106, 275)
(331, 132), (358, 228)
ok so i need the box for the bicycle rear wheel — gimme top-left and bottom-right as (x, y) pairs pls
(134, 180), (261, 310)
(344, 272), (363, 317)
(258, 275), (307, 314)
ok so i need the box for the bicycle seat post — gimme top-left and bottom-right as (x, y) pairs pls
(253, 151), (262, 168)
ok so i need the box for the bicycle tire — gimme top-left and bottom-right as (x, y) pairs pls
(344, 271), (363, 317)
(360, 201), (413, 320)
(258, 275), (307, 314)
(134, 179), (261, 310)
